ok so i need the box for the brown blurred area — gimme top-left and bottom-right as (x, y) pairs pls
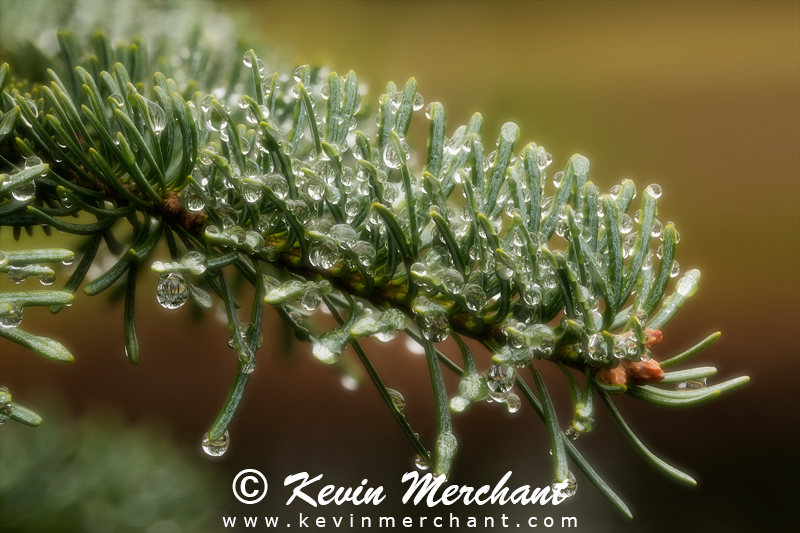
(2, 1), (799, 531)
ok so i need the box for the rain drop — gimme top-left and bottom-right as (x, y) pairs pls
(156, 273), (188, 309)
(202, 431), (230, 457)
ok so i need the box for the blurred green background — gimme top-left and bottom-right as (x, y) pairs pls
(1, 0), (798, 531)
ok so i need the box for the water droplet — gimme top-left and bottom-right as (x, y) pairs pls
(670, 260), (680, 278)
(265, 174), (289, 199)
(146, 99), (166, 133)
(202, 431), (230, 457)
(619, 213), (633, 234)
(309, 242), (339, 269)
(387, 388), (406, 412)
(332, 224), (357, 246)
(243, 181), (262, 203)
(293, 65), (307, 83)
(383, 144), (401, 169)
(623, 232), (637, 257)
(505, 392), (521, 413)
(38, 272), (55, 285)
(552, 471), (577, 500)
(420, 315), (450, 343)
(523, 285), (542, 307)
(300, 288), (321, 311)
(11, 181), (36, 201)
(553, 171), (564, 188)
(463, 284), (486, 314)
(412, 92), (424, 111)
(610, 184), (622, 198)
(646, 184), (662, 198)
(8, 268), (26, 284)
(414, 454), (431, 471)
(0, 304), (23, 328)
(181, 185), (206, 212)
(242, 52), (252, 67)
(486, 364), (514, 396)
(677, 378), (707, 390)
(156, 273), (188, 309)
(440, 269), (464, 293)
(497, 266), (515, 281)
(651, 219), (663, 238)
(641, 249), (654, 270)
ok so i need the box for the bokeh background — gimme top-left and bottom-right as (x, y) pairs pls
(1, 0), (798, 531)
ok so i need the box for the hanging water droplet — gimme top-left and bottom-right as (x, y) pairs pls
(610, 184), (622, 198)
(619, 213), (633, 234)
(440, 269), (464, 293)
(7, 268), (25, 284)
(420, 315), (450, 343)
(145, 99), (166, 133)
(38, 272), (55, 285)
(486, 364), (514, 396)
(553, 171), (564, 188)
(11, 181), (36, 201)
(312, 338), (340, 364)
(245, 104), (269, 124)
(623, 232), (637, 257)
(670, 260), (680, 278)
(497, 266), (515, 281)
(383, 144), (401, 169)
(227, 322), (263, 350)
(505, 392), (521, 413)
(414, 454), (430, 471)
(202, 431), (230, 457)
(523, 285), (542, 307)
(331, 224), (357, 246)
(412, 92), (424, 111)
(677, 378), (707, 390)
(265, 174), (289, 199)
(156, 272), (188, 309)
(463, 284), (486, 314)
(293, 65), (307, 83)
(552, 471), (577, 500)
(309, 242), (339, 269)
(0, 304), (23, 328)
(352, 241), (376, 267)
(300, 287), (321, 311)
(182, 185), (205, 212)
(651, 219), (663, 238)
(242, 52), (252, 67)
(243, 181), (262, 203)
(387, 388), (406, 412)
(646, 184), (662, 198)
(641, 249), (654, 270)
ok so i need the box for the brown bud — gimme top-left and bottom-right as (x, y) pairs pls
(644, 328), (663, 348)
(626, 359), (665, 384)
(598, 365), (627, 386)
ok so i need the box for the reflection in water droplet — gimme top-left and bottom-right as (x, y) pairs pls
(156, 273), (188, 309)
(0, 305), (23, 328)
(202, 431), (230, 457)
(387, 388), (406, 413)
(551, 470), (577, 500)
(414, 454), (430, 471)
